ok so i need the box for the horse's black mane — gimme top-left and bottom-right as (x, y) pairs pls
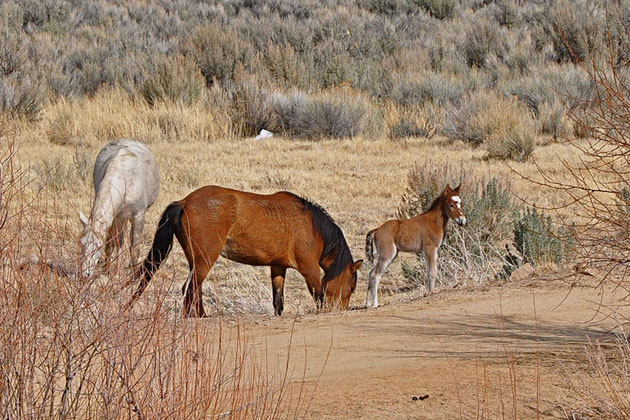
(283, 192), (353, 282)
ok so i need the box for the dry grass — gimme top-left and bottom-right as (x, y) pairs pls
(9, 92), (585, 314)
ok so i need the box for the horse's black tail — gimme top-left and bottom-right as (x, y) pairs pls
(365, 229), (376, 263)
(128, 202), (185, 307)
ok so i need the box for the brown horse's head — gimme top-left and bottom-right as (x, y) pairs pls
(443, 184), (467, 226)
(325, 259), (363, 309)
(301, 196), (363, 310)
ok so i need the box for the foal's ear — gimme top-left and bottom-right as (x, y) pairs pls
(351, 260), (363, 273)
(454, 184), (461, 194)
(79, 211), (89, 227)
(444, 184), (452, 194)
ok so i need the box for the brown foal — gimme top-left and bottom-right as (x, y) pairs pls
(365, 185), (466, 308)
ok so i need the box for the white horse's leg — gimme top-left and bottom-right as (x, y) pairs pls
(424, 246), (438, 296)
(103, 219), (124, 271)
(130, 213), (146, 268)
(366, 241), (396, 308)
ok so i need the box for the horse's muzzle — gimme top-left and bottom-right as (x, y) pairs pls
(456, 217), (467, 227)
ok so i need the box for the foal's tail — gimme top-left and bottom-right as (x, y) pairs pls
(365, 229), (376, 263)
(127, 202), (185, 307)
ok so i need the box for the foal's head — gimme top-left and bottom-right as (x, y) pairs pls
(79, 212), (103, 278)
(443, 184), (467, 227)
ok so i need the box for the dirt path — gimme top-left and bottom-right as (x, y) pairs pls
(225, 280), (627, 419)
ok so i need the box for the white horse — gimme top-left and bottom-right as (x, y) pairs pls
(79, 139), (160, 278)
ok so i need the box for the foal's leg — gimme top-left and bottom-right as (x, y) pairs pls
(270, 265), (286, 316)
(366, 239), (397, 308)
(424, 245), (439, 296)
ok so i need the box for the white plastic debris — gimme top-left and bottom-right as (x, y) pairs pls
(254, 129), (273, 140)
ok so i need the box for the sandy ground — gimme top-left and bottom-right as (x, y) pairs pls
(216, 277), (628, 419)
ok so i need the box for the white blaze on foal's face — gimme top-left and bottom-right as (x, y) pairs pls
(449, 195), (467, 226)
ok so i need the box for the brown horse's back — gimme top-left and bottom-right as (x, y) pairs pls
(180, 186), (320, 268)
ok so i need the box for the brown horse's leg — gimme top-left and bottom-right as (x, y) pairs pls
(270, 265), (286, 316)
(424, 245), (438, 296)
(366, 238), (397, 308)
(183, 261), (212, 317)
(298, 264), (324, 310)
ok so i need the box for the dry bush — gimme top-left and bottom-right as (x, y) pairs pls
(384, 101), (443, 139)
(529, 39), (630, 287)
(562, 330), (630, 419)
(139, 55), (206, 106)
(444, 91), (536, 157)
(520, 16), (630, 416)
(229, 80), (274, 137)
(186, 25), (256, 87)
(461, 17), (506, 68)
(485, 126), (535, 161)
(390, 71), (466, 107)
(270, 89), (383, 139)
(534, 0), (605, 64)
(539, 100), (572, 140)
(0, 0), (623, 140)
(0, 77), (43, 121)
(415, 0), (456, 20)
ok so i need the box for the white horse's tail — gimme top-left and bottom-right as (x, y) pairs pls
(365, 230), (376, 263)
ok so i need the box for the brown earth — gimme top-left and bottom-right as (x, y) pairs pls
(220, 277), (627, 419)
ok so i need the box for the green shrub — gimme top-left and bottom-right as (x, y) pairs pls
(535, 0), (604, 63)
(36, 151), (90, 192)
(617, 186), (630, 215)
(485, 127), (535, 161)
(230, 81), (273, 137)
(271, 91), (382, 139)
(462, 18), (504, 68)
(391, 72), (465, 106)
(513, 207), (567, 265)
(0, 77), (43, 121)
(414, 0), (456, 20)
(139, 56), (205, 106)
(493, 0), (519, 28)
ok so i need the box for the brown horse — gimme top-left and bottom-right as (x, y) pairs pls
(365, 185), (466, 308)
(129, 185), (362, 317)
